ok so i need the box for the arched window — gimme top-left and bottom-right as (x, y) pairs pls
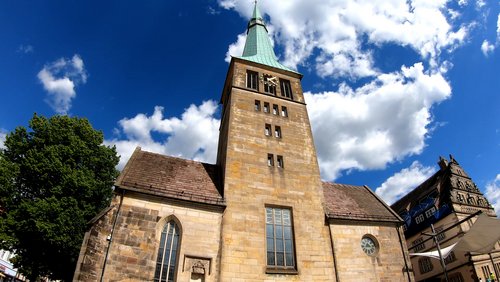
(154, 220), (181, 282)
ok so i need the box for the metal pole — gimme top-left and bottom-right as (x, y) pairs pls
(431, 223), (449, 282)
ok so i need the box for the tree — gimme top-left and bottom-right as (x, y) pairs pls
(0, 114), (119, 281)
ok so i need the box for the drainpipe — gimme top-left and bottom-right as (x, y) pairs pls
(396, 225), (412, 282)
(100, 189), (124, 282)
(327, 221), (341, 282)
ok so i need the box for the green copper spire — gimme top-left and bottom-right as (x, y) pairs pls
(238, 2), (298, 74)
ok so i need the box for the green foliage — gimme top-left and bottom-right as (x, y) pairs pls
(0, 114), (119, 281)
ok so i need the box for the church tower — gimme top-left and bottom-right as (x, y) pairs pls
(73, 2), (412, 282)
(216, 3), (337, 280)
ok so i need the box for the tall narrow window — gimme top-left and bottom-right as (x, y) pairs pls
(281, 106), (288, 117)
(482, 266), (491, 280)
(264, 74), (277, 95)
(154, 220), (181, 282)
(280, 79), (292, 99)
(247, 70), (258, 90)
(255, 100), (261, 111)
(277, 155), (284, 168)
(273, 104), (279, 115)
(263, 102), (270, 113)
(267, 154), (274, 166)
(266, 207), (295, 270)
(274, 126), (281, 138)
(265, 124), (272, 136)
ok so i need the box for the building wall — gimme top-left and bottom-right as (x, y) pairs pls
(329, 222), (413, 282)
(405, 208), (500, 281)
(74, 196), (119, 281)
(217, 60), (337, 281)
(75, 191), (224, 282)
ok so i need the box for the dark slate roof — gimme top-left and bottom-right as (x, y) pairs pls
(322, 182), (401, 223)
(115, 147), (225, 206)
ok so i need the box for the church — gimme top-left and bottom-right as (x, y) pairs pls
(73, 3), (414, 281)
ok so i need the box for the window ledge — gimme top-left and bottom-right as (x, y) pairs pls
(266, 268), (298, 275)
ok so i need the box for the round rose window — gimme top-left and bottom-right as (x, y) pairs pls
(361, 236), (378, 256)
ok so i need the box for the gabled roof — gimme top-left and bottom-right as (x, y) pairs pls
(237, 2), (299, 74)
(115, 147), (224, 206)
(323, 182), (401, 223)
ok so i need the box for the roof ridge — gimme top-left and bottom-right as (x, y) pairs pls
(140, 149), (217, 167)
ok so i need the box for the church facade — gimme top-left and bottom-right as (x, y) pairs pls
(73, 4), (413, 281)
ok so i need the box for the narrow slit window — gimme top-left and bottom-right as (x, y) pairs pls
(277, 155), (284, 168)
(247, 70), (258, 90)
(263, 102), (270, 113)
(265, 124), (272, 136)
(267, 154), (274, 166)
(255, 100), (261, 111)
(281, 106), (288, 117)
(273, 104), (279, 115)
(275, 126), (281, 138)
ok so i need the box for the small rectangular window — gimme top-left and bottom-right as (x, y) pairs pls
(277, 155), (284, 168)
(425, 206), (436, 218)
(412, 238), (425, 252)
(273, 104), (279, 115)
(280, 79), (292, 99)
(281, 106), (288, 117)
(418, 257), (433, 274)
(444, 251), (456, 264)
(415, 214), (425, 224)
(264, 102), (270, 113)
(274, 126), (281, 138)
(255, 100), (261, 111)
(265, 124), (271, 136)
(267, 154), (274, 166)
(247, 70), (258, 90)
(435, 226), (446, 242)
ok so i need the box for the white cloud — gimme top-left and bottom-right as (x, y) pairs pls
(475, 0), (486, 9)
(37, 54), (87, 114)
(497, 13), (500, 38)
(481, 40), (495, 56)
(306, 62), (451, 180)
(106, 100), (220, 170)
(375, 161), (436, 205)
(225, 33), (247, 63)
(220, 0), (470, 77)
(0, 129), (7, 150)
(485, 174), (500, 216)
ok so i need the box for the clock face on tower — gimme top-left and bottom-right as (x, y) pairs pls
(267, 76), (278, 86)
(262, 74), (278, 86)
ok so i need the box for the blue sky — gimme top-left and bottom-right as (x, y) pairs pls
(0, 0), (499, 211)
